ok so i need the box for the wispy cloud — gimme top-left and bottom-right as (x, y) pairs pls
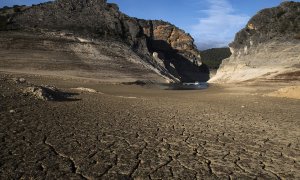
(191, 0), (250, 50)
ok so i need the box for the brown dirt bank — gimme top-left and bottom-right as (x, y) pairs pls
(267, 86), (300, 100)
(0, 72), (299, 179)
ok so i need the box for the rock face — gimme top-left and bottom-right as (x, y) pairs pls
(210, 2), (300, 83)
(0, 0), (206, 82)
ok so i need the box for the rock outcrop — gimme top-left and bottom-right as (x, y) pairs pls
(0, 0), (206, 82)
(23, 85), (63, 101)
(210, 2), (300, 83)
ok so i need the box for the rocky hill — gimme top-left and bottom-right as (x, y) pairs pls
(0, 0), (207, 83)
(210, 1), (300, 83)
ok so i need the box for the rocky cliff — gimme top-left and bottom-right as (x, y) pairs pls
(0, 0), (206, 83)
(210, 2), (300, 83)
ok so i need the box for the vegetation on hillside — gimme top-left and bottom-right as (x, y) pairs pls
(200, 48), (231, 69)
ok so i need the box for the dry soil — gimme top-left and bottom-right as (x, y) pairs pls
(0, 72), (299, 179)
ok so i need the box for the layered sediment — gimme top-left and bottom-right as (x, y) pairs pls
(210, 2), (300, 83)
(0, 0), (206, 82)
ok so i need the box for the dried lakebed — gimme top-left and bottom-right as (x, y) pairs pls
(0, 73), (299, 179)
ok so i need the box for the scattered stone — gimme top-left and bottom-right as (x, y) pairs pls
(9, 110), (15, 113)
(13, 77), (26, 84)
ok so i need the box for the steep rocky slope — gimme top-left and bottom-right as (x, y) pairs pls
(0, 0), (206, 83)
(210, 2), (300, 83)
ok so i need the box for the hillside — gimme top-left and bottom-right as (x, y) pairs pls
(200, 48), (231, 70)
(210, 1), (300, 83)
(0, 0), (208, 83)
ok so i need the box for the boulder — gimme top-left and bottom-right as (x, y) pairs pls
(23, 85), (67, 101)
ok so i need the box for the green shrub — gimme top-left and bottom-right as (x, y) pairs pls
(200, 48), (231, 69)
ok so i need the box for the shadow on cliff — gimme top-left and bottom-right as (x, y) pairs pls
(148, 40), (210, 82)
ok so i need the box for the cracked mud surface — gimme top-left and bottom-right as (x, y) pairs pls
(0, 73), (299, 179)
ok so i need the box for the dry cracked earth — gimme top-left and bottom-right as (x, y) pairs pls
(0, 72), (299, 179)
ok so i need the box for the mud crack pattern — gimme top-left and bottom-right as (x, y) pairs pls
(0, 76), (299, 179)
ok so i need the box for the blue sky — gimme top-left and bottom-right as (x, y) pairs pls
(1, 0), (299, 49)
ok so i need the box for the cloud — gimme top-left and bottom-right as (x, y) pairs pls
(191, 0), (250, 50)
